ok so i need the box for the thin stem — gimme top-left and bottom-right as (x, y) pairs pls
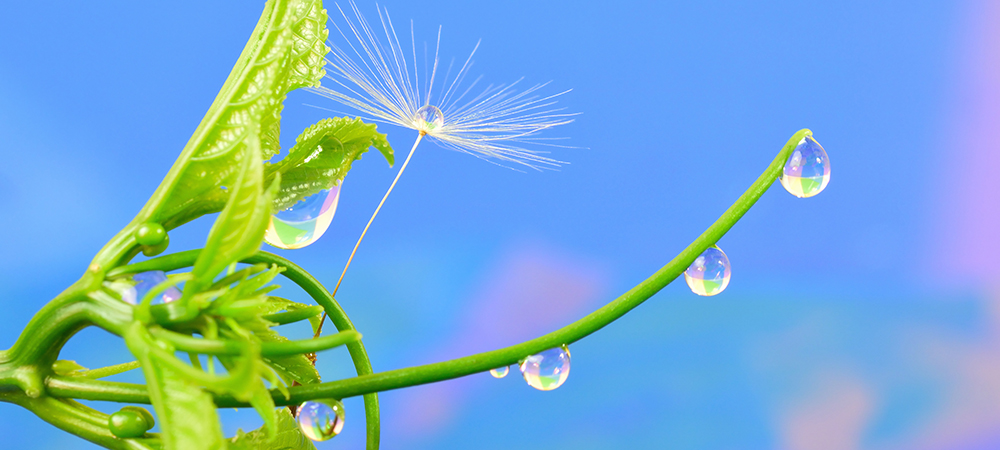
(45, 129), (810, 408)
(262, 305), (324, 325)
(150, 328), (361, 356)
(243, 251), (382, 450)
(0, 283), (132, 397)
(3, 393), (157, 450)
(316, 131), (426, 337)
(280, 129), (810, 401)
(74, 361), (141, 380)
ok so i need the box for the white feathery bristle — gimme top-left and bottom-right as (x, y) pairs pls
(307, 1), (576, 170)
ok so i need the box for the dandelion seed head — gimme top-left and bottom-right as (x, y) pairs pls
(308, 1), (576, 169)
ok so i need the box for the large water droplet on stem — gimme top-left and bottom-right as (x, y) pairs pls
(264, 184), (342, 250)
(519, 346), (571, 391)
(414, 105), (444, 132)
(297, 399), (346, 441)
(780, 135), (830, 198)
(684, 245), (731, 296)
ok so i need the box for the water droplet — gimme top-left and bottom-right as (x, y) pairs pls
(133, 271), (181, 304)
(489, 366), (510, 378)
(264, 184), (342, 250)
(414, 105), (444, 132)
(104, 280), (138, 305)
(519, 345), (571, 391)
(780, 135), (830, 198)
(684, 245), (731, 296)
(297, 399), (345, 441)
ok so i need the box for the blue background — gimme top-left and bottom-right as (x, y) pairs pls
(2, 1), (996, 449)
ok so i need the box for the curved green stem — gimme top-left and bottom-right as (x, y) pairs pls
(254, 128), (812, 402)
(45, 129), (809, 408)
(151, 328), (361, 356)
(109, 248), (383, 450)
(262, 305), (324, 325)
(2, 393), (158, 450)
(0, 280), (133, 397)
(243, 251), (382, 450)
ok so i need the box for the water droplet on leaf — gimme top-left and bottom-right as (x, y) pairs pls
(684, 245), (731, 296)
(519, 345), (571, 391)
(264, 184), (342, 250)
(414, 105), (444, 132)
(780, 135), (830, 198)
(297, 399), (345, 441)
(490, 366), (510, 378)
(133, 271), (181, 304)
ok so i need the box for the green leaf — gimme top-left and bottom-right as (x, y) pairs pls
(209, 265), (284, 319)
(259, 0), (331, 159)
(231, 265), (284, 301)
(249, 379), (279, 440)
(125, 322), (227, 450)
(256, 329), (321, 386)
(133, 0), (331, 229)
(230, 408), (317, 450)
(261, 299), (323, 332)
(191, 136), (276, 293)
(266, 117), (395, 211)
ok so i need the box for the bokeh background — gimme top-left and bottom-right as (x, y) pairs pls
(0, 1), (997, 448)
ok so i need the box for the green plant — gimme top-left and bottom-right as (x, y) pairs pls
(0, 1), (823, 449)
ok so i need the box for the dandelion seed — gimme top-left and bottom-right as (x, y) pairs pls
(308, 2), (575, 334)
(310, 1), (575, 169)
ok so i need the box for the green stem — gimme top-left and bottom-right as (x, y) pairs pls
(257, 128), (811, 402)
(2, 393), (158, 449)
(0, 281), (133, 397)
(109, 248), (383, 450)
(244, 251), (382, 449)
(45, 129), (810, 407)
(74, 361), (141, 380)
(150, 328), (361, 356)
(47, 377), (154, 404)
(109, 250), (219, 277)
(262, 305), (324, 325)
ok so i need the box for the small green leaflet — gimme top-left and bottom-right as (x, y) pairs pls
(266, 117), (394, 211)
(191, 135), (277, 293)
(51, 360), (88, 376)
(257, 328), (321, 386)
